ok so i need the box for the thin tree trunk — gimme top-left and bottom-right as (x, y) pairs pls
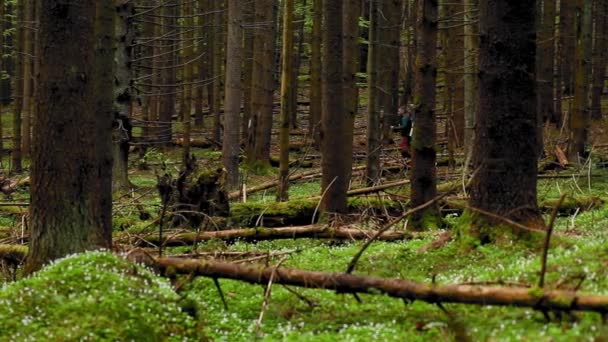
(21, 0), (33, 157)
(309, 0), (322, 149)
(278, 0), (295, 202)
(463, 0), (477, 165)
(11, 0), (23, 173)
(538, 0), (556, 125)
(241, 3), (255, 141)
(590, 0), (607, 120)
(366, 0), (381, 185)
(182, 0), (194, 166)
(211, 0), (224, 144)
(223, 0), (244, 189)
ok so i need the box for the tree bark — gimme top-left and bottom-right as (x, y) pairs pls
(278, 0), (295, 201)
(12, 0), (23, 172)
(567, 0), (593, 162)
(366, 0), (381, 185)
(309, 0), (322, 149)
(463, 0), (477, 166)
(410, 0), (439, 228)
(153, 257), (608, 313)
(321, 0), (351, 215)
(246, 0), (277, 166)
(590, 0), (608, 120)
(470, 0), (543, 237)
(26, 0), (105, 273)
(223, 0), (244, 190)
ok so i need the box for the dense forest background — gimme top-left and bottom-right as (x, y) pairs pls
(0, 0), (607, 340)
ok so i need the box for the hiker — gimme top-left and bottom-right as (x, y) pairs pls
(391, 105), (413, 158)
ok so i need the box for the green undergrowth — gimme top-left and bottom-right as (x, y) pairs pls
(0, 252), (200, 341)
(175, 213), (608, 341)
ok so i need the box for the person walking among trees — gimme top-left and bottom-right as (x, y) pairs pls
(392, 105), (414, 158)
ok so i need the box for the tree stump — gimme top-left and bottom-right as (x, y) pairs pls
(158, 164), (230, 229)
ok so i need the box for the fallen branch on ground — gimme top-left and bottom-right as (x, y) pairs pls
(151, 257), (608, 313)
(131, 225), (414, 247)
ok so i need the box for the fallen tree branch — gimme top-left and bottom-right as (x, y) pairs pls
(153, 257), (608, 313)
(131, 225), (414, 247)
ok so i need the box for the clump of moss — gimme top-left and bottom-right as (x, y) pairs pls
(0, 252), (199, 341)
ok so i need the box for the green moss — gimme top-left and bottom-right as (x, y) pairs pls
(0, 252), (199, 340)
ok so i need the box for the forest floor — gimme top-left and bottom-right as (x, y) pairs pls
(1, 109), (608, 340)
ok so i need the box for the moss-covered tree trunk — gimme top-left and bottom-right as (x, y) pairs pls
(278, 0), (294, 202)
(410, 0), (439, 229)
(26, 0), (106, 273)
(468, 0), (544, 240)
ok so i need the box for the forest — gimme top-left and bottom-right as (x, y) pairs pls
(0, 0), (607, 340)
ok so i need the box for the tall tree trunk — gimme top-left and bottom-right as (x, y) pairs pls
(469, 0), (543, 239)
(321, 0), (351, 215)
(0, 1), (5, 167)
(567, 0), (593, 162)
(538, 0), (556, 125)
(309, 0), (322, 149)
(278, 0), (295, 202)
(21, 0), (33, 157)
(158, 2), (177, 145)
(12, 0), (23, 173)
(26, 0), (105, 273)
(182, 0), (194, 166)
(410, 0), (439, 229)
(380, 0), (403, 143)
(400, 0), (418, 108)
(463, 0), (477, 167)
(590, 0), (608, 120)
(343, 0), (360, 182)
(366, 0), (381, 185)
(113, 1), (134, 191)
(241, 3), (255, 141)
(211, 0), (224, 144)
(92, 0), (116, 250)
(246, 0), (277, 166)
(223, 0), (244, 189)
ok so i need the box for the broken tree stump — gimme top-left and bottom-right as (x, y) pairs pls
(158, 164), (230, 228)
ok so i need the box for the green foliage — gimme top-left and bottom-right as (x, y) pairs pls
(0, 252), (199, 341)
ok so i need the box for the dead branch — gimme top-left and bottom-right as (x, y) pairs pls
(153, 257), (608, 313)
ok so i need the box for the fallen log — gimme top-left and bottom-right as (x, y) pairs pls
(132, 225), (413, 247)
(153, 257), (608, 313)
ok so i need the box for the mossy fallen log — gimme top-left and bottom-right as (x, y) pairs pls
(441, 197), (606, 215)
(0, 244), (27, 265)
(132, 225), (413, 247)
(152, 257), (608, 313)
